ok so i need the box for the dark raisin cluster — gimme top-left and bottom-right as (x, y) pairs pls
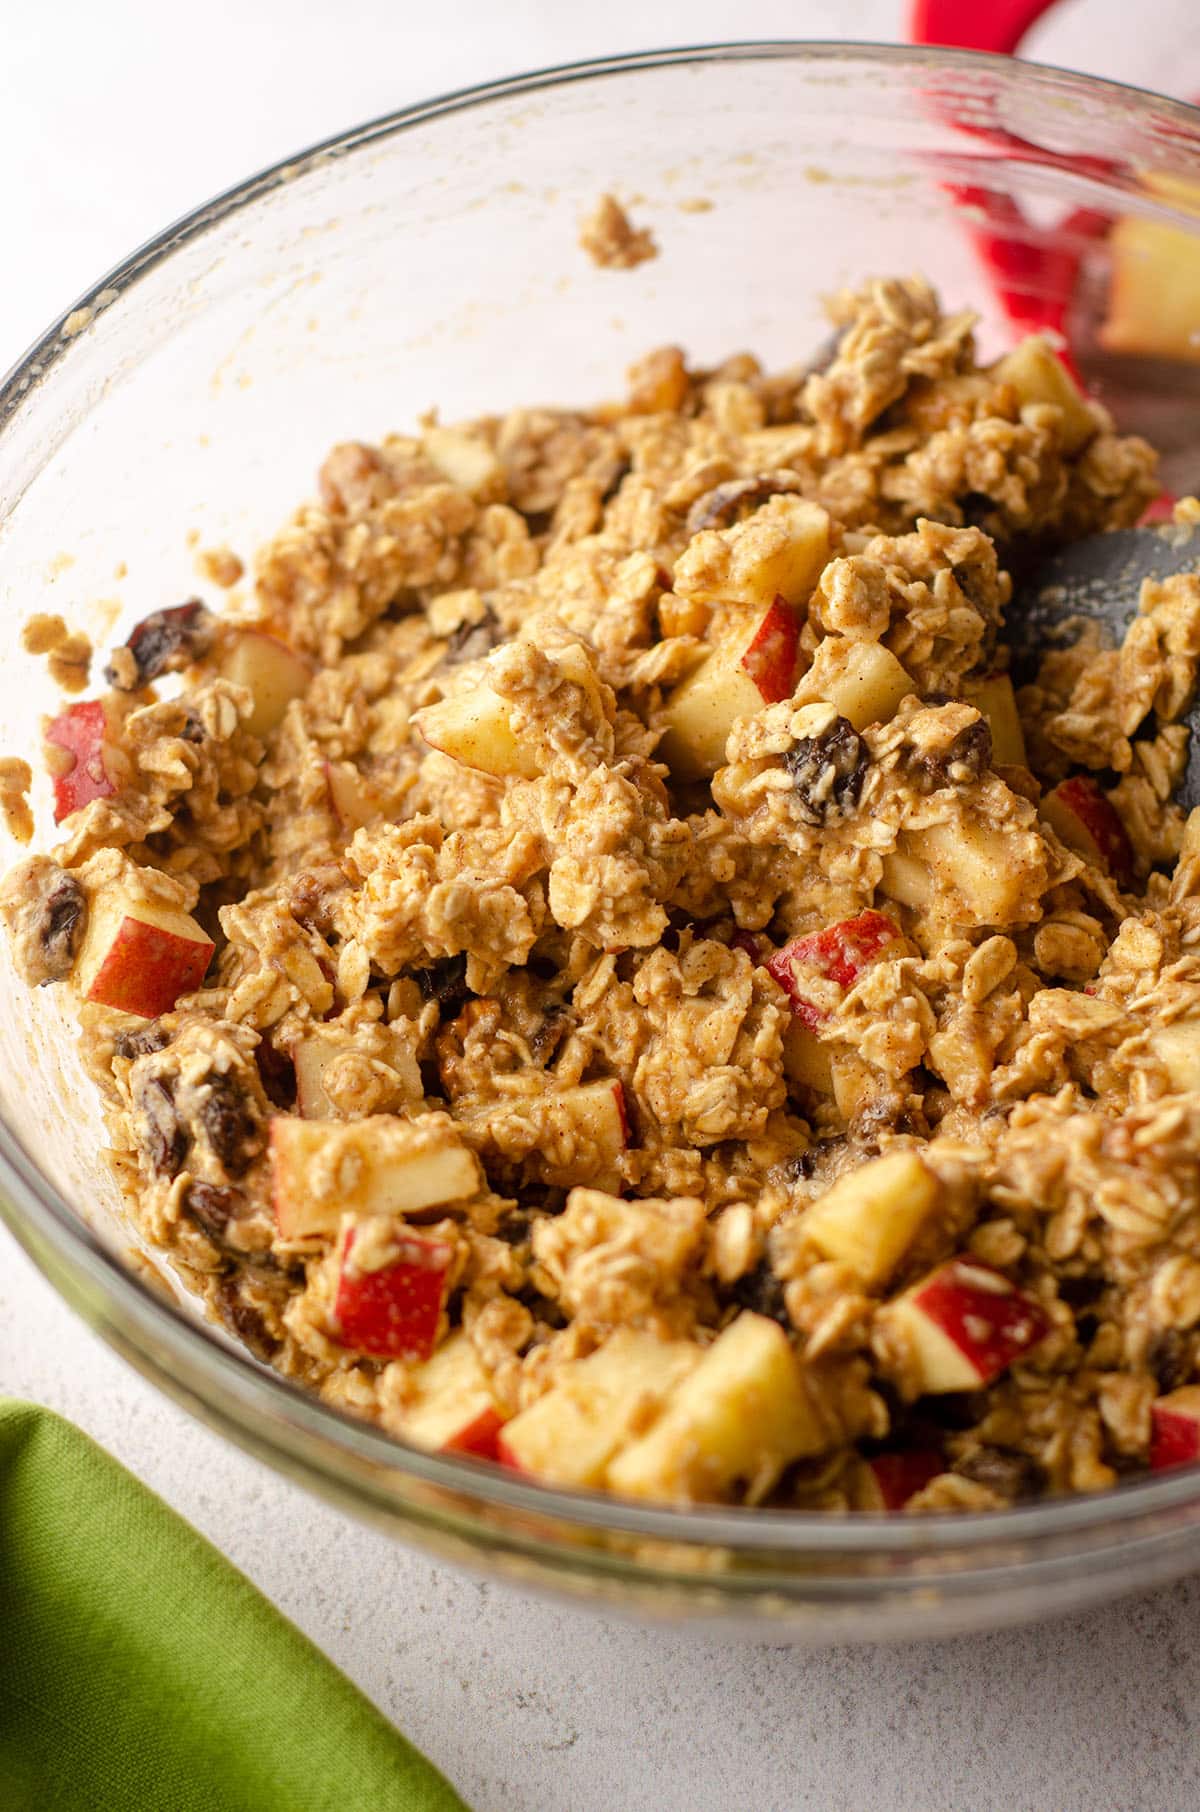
(784, 715), (868, 825)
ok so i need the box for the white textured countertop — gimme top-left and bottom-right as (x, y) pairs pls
(6, 5), (1200, 1808)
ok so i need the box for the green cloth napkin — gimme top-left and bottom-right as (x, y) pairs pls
(0, 1399), (469, 1812)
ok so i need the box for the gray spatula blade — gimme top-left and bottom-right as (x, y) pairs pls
(1010, 521), (1200, 811)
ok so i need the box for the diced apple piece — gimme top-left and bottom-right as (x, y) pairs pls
(423, 425), (504, 498)
(497, 1329), (700, 1489)
(414, 683), (541, 781)
(994, 334), (1096, 455)
(966, 674), (1027, 768)
(677, 496), (831, 609)
(659, 647), (768, 781)
(767, 910), (905, 1030)
(270, 1114), (481, 1239)
(606, 1312), (825, 1504)
(325, 759), (381, 831)
(333, 1223), (451, 1361)
(830, 1049), (877, 1123)
(782, 1019), (834, 1095)
(724, 497), (831, 608)
(880, 1257), (1050, 1394)
(216, 630), (312, 738)
(542, 1078), (630, 1183)
(44, 700), (118, 823)
(878, 845), (932, 910)
(74, 891), (213, 1018)
(1150, 1385), (1200, 1472)
(1103, 205), (1200, 366)
(891, 818), (1033, 925)
(802, 1150), (942, 1286)
(399, 1332), (506, 1459)
(739, 595), (801, 705)
(293, 1036), (340, 1119)
(660, 594), (806, 781)
(1148, 1018), (1200, 1093)
(1041, 778), (1134, 888)
(793, 638), (913, 732)
(863, 1450), (944, 1510)
(474, 1079), (630, 1192)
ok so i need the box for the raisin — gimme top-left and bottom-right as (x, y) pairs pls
(104, 599), (214, 689)
(255, 1041), (297, 1111)
(728, 1260), (790, 1328)
(114, 1023), (170, 1061)
(492, 1211), (534, 1247)
(686, 472), (804, 536)
(183, 1181), (240, 1241)
(199, 1075), (262, 1178)
(218, 1280), (280, 1361)
(136, 1076), (189, 1178)
(784, 715), (867, 825)
(32, 870), (86, 984)
(1057, 1273), (1104, 1311)
(413, 953), (470, 1010)
(910, 718), (992, 792)
(953, 1446), (1044, 1501)
(530, 1007), (570, 1066)
(1149, 1329), (1194, 1394)
(443, 606), (501, 666)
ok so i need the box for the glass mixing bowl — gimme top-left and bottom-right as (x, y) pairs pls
(5, 43), (1200, 1642)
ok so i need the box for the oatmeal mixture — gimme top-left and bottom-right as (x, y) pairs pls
(8, 275), (1200, 1512)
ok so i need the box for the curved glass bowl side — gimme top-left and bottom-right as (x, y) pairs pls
(5, 44), (1200, 1636)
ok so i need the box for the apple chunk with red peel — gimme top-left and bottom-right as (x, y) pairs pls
(270, 1114), (481, 1239)
(767, 910), (905, 1031)
(45, 700), (118, 823)
(215, 629), (312, 739)
(75, 892), (213, 1018)
(606, 1312), (826, 1504)
(497, 1329), (700, 1489)
(396, 1332), (506, 1459)
(864, 1450), (943, 1511)
(1041, 778), (1134, 888)
(802, 1149), (943, 1286)
(473, 1079), (630, 1193)
(333, 1223), (452, 1361)
(1150, 1386), (1200, 1472)
(659, 596), (801, 781)
(880, 1257), (1050, 1394)
(414, 683), (541, 781)
(739, 594), (800, 705)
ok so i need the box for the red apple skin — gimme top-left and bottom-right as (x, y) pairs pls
(495, 1433), (528, 1473)
(867, 1450), (943, 1510)
(740, 595), (800, 705)
(444, 1406), (505, 1461)
(913, 1259), (1050, 1385)
(86, 917), (214, 1018)
(1149, 1392), (1200, 1472)
(1047, 778), (1135, 888)
(45, 700), (117, 822)
(612, 1079), (633, 1146)
(766, 910), (903, 1030)
(333, 1227), (452, 1361)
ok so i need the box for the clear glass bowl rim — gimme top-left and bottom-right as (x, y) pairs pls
(5, 38), (1200, 1561)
